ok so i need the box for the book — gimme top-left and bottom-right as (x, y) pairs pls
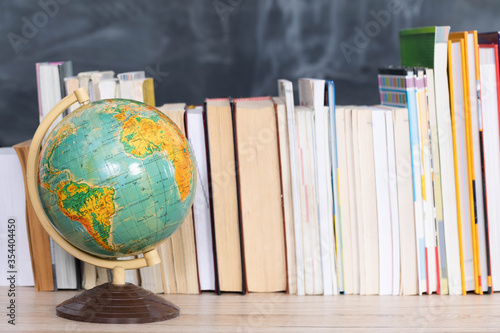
(353, 107), (379, 295)
(391, 106), (419, 295)
(205, 98), (244, 294)
(233, 97), (287, 292)
(478, 31), (499, 293)
(414, 68), (439, 295)
(378, 67), (426, 294)
(371, 108), (394, 295)
(425, 68), (449, 295)
(156, 103), (199, 294)
(36, 60), (80, 290)
(278, 80), (304, 295)
(64, 77), (79, 113)
(326, 80), (344, 293)
(448, 35), (477, 294)
(185, 106), (216, 291)
(13, 140), (54, 291)
(0, 147), (34, 287)
(117, 71), (144, 99)
(450, 31), (485, 295)
(400, 26), (462, 295)
(372, 107), (400, 295)
(294, 105), (323, 295)
(478, 43), (499, 292)
(273, 96), (297, 294)
(36, 61), (73, 137)
(337, 107), (361, 294)
(299, 78), (337, 295)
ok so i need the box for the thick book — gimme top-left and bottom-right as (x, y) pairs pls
(400, 26), (462, 295)
(205, 98), (245, 294)
(186, 106), (216, 292)
(233, 97), (287, 293)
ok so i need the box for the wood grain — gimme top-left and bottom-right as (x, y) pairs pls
(2, 287), (500, 332)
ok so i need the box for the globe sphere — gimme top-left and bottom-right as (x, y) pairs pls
(37, 99), (196, 258)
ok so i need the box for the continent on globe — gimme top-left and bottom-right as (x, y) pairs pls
(57, 180), (116, 251)
(114, 112), (194, 201)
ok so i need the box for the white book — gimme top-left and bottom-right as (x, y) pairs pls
(299, 78), (335, 295)
(335, 107), (355, 294)
(435, 35), (462, 296)
(345, 108), (360, 294)
(426, 68), (449, 294)
(278, 80), (305, 295)
(479, 46), (500, 291)
(186, 106), (215, 291)
(385, 110), (401, 296)
(117, 71), (145, 100)
(0, 148), (34, 287)
(467, 32), (488, 294)
(415, 70), (437, 294)
(38, 63), (63, 139)
(77, 71), (99, 100)
(323, 104), (338, 295)
(89, 71), (114, 101)
(99, 79), (118, 100)
(371, 110), (393, 296)
(326, 81), (343, 293)
(295, 106), (322, 295)
(355, 108), (379, 295)
(37, 61), (78, 289)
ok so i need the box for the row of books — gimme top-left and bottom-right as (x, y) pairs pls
(6, 25), (500, 296)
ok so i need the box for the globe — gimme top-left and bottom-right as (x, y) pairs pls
(37, 98), (196, 259)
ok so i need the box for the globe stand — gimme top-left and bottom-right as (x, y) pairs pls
(26, 88), (180, 324)
(55, 252), (180, 324)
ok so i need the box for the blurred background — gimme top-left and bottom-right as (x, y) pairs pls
(1, 0), (500, 147)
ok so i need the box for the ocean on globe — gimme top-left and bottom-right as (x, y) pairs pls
(37, 99), (196, 258)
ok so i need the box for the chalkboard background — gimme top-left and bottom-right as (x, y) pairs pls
(1, 0), (500, 147)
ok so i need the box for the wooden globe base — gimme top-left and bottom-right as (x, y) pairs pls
(56, 282), (179, 324)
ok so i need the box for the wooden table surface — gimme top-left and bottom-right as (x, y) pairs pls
(1, 287), (500, 332)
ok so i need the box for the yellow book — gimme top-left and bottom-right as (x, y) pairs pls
(142, 77), (155, 107)
(448, 35), (478, 295)
(449, 32), (483, 295)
